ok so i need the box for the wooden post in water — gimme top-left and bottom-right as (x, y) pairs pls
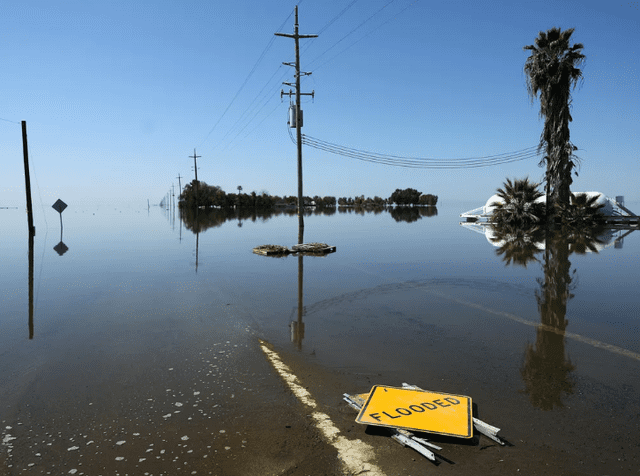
(22, 121), (35, 236)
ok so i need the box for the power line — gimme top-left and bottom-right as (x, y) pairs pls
(198, 2), (414, 153)
(289, 128), (542, 169)
(221, 94), (283, 152)
(197, 9), (295, 149)
(310, 0), (418, 73)
(316, 0), (360, 37)
(305, 0), (398, 71)
(215, 65), (285, 148)
(214, 2), (364, 152)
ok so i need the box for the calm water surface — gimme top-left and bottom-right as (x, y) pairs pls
(1, 201), (639, 473)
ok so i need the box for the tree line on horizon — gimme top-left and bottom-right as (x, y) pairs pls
(177, 180), (437, 210)
(179, 202), (438, 233)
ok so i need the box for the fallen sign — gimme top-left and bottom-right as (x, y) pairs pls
(344, 393), (442, 462)
(401, 383), (506, 446)
(344, 383), (507, 463)
(356, 385), (473, 438)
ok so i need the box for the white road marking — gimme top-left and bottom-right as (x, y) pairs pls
(259, 340), (384, 476)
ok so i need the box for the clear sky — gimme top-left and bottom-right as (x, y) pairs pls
(1, 0), (638, 210)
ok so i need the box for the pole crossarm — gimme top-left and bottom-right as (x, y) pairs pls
(274, 33), (318, 40)
(281, 89), (315, 98)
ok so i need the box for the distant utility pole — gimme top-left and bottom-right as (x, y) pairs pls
(176, 173), (182, 196)
(189, 149), (201, 207)
(275, 5), (317, 243)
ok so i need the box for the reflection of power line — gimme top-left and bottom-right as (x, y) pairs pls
(289, 129), (541, 169)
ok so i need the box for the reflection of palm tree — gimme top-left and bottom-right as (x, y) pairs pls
(566, 227), (604, 255)
(521, 233), (576, 410)
(490, 225), (544, 267)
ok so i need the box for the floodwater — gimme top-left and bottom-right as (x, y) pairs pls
(1, 201), (639, 474)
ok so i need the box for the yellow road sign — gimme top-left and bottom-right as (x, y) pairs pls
(356, 385), (473, 438)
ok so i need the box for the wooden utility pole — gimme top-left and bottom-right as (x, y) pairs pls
(189, 149), (201, 207)
(275, 6), (317, 243)
(21, 121), (35, 236)
(176, 173), (182, 196)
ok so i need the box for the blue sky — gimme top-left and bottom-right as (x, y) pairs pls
(1, 0), (638, 210)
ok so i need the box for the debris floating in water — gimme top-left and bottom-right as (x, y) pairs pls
(252, 244), (291, 256)
(253, 243), (336, 256)
(290, 242), (336, 254)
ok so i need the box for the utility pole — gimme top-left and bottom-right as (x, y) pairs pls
(189, 149), (201, 208)
(176, 173), (182, 196)
(275, 5), (317, 243)
(21, 121), (35, 236)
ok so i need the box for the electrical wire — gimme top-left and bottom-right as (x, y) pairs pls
(317, 0), (359, 36)
(197, 9), (295, 149)
(0, 117), (21, 124)
(305, 0), (398, 71)
(216, 65), (286, 148)
(288, 127), (541, 169)
(310, 0), (418, 73)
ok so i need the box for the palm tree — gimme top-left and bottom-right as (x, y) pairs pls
(524, 27), (585, 215)
(491, 177), (545, 230)
(557, 193), (606, 230)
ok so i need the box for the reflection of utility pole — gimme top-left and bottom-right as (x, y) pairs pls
(28, 231), (34, 339)
(172, 184), (176, 230)
(190, 149), (201, 208)
(291, 224), (305, 349)
(195, 231), (199, 273)
(275, 6), (317, 243)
